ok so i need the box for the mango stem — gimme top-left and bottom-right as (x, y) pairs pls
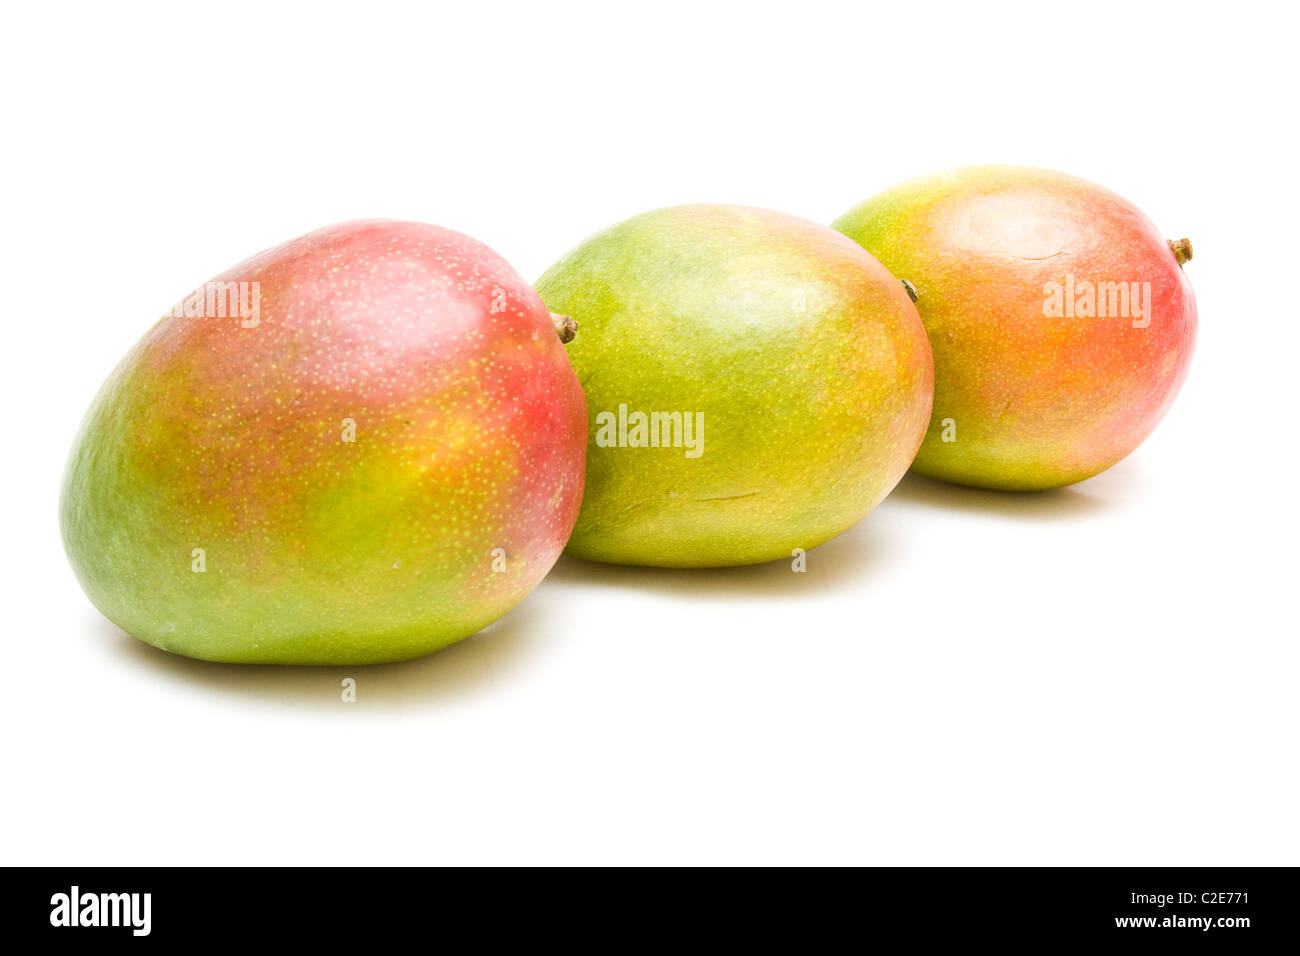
(551, 312), (577, 343)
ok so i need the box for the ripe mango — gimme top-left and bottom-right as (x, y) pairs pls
(61, 221), (586, 664)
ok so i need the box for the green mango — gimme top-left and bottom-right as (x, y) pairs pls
(537, 204), (933, 567)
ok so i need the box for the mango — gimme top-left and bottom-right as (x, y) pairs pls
(834, 166), (1197, 490)
(536, 204), (933, 567)
(61, 220), (586, 664)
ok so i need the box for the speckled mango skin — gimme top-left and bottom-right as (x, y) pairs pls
(833, 166), (1197, 490)
(60, 220), (587, 664)
(536, 204), (933, 567)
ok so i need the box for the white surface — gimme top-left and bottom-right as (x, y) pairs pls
(2, 1), (1296, 865)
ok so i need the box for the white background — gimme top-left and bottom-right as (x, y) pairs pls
(3, 1), (1296, 865)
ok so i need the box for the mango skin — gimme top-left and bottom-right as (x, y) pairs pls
(61, 220), (587, 664)
(833, 166), (1197, 490)
(536, 204), (933, 567)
